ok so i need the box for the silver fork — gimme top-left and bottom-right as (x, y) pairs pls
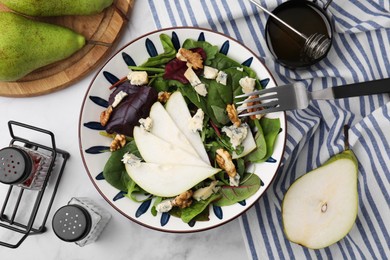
(235, 78), (390, 117)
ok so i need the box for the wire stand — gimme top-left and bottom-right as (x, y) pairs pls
(0, 121), (70, 248)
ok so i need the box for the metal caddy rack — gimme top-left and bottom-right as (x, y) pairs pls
(0, 121), (70, 248)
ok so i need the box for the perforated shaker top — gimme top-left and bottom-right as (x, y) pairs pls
(52, 205), (92, 242)
(0, 147), (32, 185)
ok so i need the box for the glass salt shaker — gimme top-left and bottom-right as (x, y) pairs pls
(0, 145), (53, 190)
(52, 197), (111, 247)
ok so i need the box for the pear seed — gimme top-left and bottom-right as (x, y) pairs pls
(321, 203), (328, 213)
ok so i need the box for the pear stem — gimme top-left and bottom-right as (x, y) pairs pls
(344, 125), (350, 150)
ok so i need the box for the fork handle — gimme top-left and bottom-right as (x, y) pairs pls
(332, 78), (390, 99)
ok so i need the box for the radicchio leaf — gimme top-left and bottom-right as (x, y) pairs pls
(163, 48), (207, 84)
(106, 82), (158, 137)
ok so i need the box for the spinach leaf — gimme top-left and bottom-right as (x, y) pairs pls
(102, 141), (140, 191)
(260, 117), (281, 162)
(141, 34), (177, 67)
(208, 52), (241, 70)
(246, 119), (267, 162)
(150, 76), (185, 92)
(213, 173), (261, 207)
(180, 193), (221, 223)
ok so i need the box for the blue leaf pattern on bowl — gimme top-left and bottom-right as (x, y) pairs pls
(219, 40), (229, 55)
(95, 172), (105, 180)
(103, 71), (120, 85)
(146, 38), (158, 57)
(84, 121), (105, 131)
(266, 157), (277, 163)
(188, 219), (196, 227)
(113, 191), (127, 201)
(198, 32), (205, 42)
(213, 205), (223, 220)
(85, 146), (110, 154)
(171, 31), (180, 51)
(242, 57), (253, 67)
(89, 96), (109, 108)
(260, 78), (270, 88)
(238, 200), (246, 206)
(161, 212), (170, 226)
(136, 200), (151, 218)
(122, 52), (137, 66)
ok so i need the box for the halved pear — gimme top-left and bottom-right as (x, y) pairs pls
(133, 126), (208, 167)
(148, 101), (199, 158)
(282, 150), (358, 249)
(165, 91), (210, 164)
(125, 162), (220, 197)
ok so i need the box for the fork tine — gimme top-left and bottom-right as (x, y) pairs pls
(237, 100), (280, 112)
(238, 105), (283, 117)
(234, 87), (277, 99)
(235, 93), (278, 105)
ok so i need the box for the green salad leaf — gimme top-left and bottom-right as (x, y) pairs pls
(180, 193), (221, 223)
(213, 173), (262, 207)
(141, 34), (177, 67)
(103, 141), (140, 192)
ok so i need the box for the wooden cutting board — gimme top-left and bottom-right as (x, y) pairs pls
(0, 0), (134, 97)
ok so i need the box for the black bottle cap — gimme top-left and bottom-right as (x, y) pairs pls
(0, 147), (32, 185)
(52, 205), (92, 242)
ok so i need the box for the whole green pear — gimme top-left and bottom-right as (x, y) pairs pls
(0, 12), (85, 81)
(0, 0), (114, 16)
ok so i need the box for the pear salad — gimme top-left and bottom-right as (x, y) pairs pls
(99, 34), (281, 224)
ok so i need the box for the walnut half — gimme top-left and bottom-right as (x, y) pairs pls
(100, 105), (113, 127)
(246, 95), (264, 120)
(215, 148), (237, 178)
(110, 134), (126, 152)
(172, 190), (193, 209)
(178, 48), (204, 70)
(226, 104), (241, 127)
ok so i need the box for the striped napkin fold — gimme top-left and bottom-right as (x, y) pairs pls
(147, 0), (390, 259)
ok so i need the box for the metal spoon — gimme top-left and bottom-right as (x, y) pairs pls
(248, 0), (331, 60)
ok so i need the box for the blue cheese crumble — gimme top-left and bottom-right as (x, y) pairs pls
(122, 153), (142, 167)
(188, 108), (204, 133)
(112, 90), (128, 108)
(139, 117), (153, 132)
(222, 123), (249, 149)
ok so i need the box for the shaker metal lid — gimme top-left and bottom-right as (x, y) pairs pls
(52, 204), (92, 242)
(0, 147), (32, 185)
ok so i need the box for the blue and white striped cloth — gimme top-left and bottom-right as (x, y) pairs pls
(147, 1), (390, 259)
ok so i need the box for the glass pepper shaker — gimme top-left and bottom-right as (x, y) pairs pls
(0, 145), (53, 190)
(52, 197), (111, 247)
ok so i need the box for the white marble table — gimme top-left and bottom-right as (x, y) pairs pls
(0, 2), (248, 259)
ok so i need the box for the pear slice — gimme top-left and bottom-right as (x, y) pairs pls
(148, 101), (199, 158)
(133, 126), (208, 167)
(165, 91), (210, 164)
(125, 162), (220, 197)
(282, 150), (358, 249)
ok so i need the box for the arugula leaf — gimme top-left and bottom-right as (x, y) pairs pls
(213, 173), (261, 207)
